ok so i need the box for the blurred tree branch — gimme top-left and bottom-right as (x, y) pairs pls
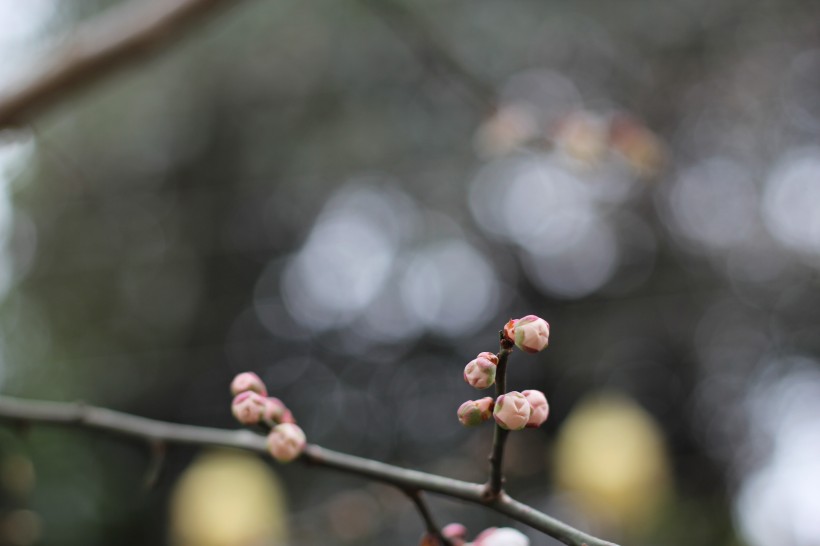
(357, 0), (497, 113)
(0, 395), (617, 546)
(0, 0), (241, 130)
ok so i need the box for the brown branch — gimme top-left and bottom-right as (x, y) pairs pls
(0, 395), (617, 546)
(0, 0), (241, 129)
(405, 489), (453, 546)
(357, 0), (497, 114)
(486, 337), (514, 498)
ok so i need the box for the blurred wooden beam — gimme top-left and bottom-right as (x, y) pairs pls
(0, 0), (241, 130)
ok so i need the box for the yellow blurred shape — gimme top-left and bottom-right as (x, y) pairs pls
(1, 455), (36, 499)
(553, 392), (671, 533)
(170, 450), (288, 546)
(2, 510), (42, 546)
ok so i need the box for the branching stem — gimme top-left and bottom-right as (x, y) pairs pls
(0, 395), (617, 546)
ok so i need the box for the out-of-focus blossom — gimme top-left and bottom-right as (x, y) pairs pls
(474, 527), (529, 546)
(608, 114), (664, 178)
(267, 423), (306, 463)
(474, 104), (541, 158)
(504, 315), (550, 353)
(553, 111), (609, 167)
(521, 390), (549, 428)
(230, 372), (268, 397)
(493, 392), (531, 431)
(442, 522), (468, 545)
(464, 352), (498, 389)
(231, 391), (266, 425)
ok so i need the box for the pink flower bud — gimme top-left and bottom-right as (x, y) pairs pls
(230, 372), (267, 396)
(521, 390), (549, 428)
(261, 397), (288, 424)
(474, 527), (529, 546)
(463, 352), (498, 389)
(457, 397), (494, 427)
(492, 391), (531, 431)
(511, 315), (549, 353)
(443, 523), (468, 546)
(266, 423), (306, 463)
(231, 391), (266, 425)
(503, 319), (517, 343)
(279, 409), (296, 424)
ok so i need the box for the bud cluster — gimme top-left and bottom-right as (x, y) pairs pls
(230, 372), (305, 463)
(457, 315), (551, 431)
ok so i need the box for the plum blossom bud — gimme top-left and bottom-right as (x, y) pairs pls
(511, 315), (549, 353)
(231, 391), (266, 425)
(261, 397), (288, 424)
(266, 423), (306, 463)
(230, 372), (267, 396)
(503, 319), (517, 344)
(457, 397), (494, 427)
(463, 352), (498, 389)
(492, 392), (531, 431)
(474, 527), (529, 546)
(279, 409), (296, 424)
(443, 523), (468, 546)
(521, 390), (549, 428)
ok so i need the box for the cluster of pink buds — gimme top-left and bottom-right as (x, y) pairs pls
(423, 524), (529, 546)
(230, 372), (306, 463)
(458, 315), (550, 431)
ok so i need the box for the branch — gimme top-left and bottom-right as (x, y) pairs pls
(486, 337), (514, 498)
(357, 0), (497, 114)
(0, 0), (241, 130)
(405, 490), (453, 546)
(0, 395), (617, 546)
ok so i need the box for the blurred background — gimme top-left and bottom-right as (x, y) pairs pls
(0, 0), (819, 544)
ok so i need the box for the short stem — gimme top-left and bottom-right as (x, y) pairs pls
(486, 336), (513, 498)
(405, 489), (453, 546)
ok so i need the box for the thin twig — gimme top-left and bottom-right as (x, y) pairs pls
(405, 489), (453, 546)
(0, 0), (242, 129)
(357, 0), (497, 114)
(0, 395), (617, 546)
(486, 336), (514, 498)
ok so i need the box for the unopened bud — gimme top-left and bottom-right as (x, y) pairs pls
(230, 372), (267, 397)
(231, 391), (266, 425)
(463, 352), (498, 389)
(474, 527), (529, 546)
(280, 409), (296, 424)
(261, 397), (288, 424)
(443, 523), (468, 546)
(492, 392), (531, 431)
(510, 315), (550, 353)
(521, 390), (549, 428)
(266, 423), (306, 463)
(457, 397), (494, 427)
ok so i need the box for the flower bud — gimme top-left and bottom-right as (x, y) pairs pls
(279, 409), (296, 424)
(457, 397), (494, 427)
(521, 390), (549, 428)
(502, 319), (517, 344)
(442, 523), (468, 546)
(231, 391), (266, 425)
(463, 352), (498, 389)
(474, 527), (529, 546)
(230, 372), (267, 397)
(492, 392), (531, 431)
(261, 397), (288, 424)
(266, 423), (306, 463)
(511, 315), (549, 353)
